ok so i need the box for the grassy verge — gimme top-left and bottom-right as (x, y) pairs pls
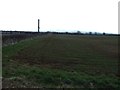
(3, 64), (120, 88)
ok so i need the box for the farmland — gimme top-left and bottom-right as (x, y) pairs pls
(2, 34), (120, 88)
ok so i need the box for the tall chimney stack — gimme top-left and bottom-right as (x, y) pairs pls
(38, 19), (40, 32)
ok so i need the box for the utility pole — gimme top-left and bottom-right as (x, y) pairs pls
(38, 19), (40, 33)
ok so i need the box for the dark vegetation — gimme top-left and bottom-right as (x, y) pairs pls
(1, 30), (119, 46)
(2, 31), (40, 46)
(2, 31), (120, 89)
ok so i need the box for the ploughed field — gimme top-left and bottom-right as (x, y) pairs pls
(2, 34), (119, 88)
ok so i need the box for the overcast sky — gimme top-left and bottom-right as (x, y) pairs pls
(0, 0), (119, 34)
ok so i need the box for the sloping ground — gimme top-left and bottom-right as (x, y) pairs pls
(2, 34), (120, 88)
(12, 34), (118, 74)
